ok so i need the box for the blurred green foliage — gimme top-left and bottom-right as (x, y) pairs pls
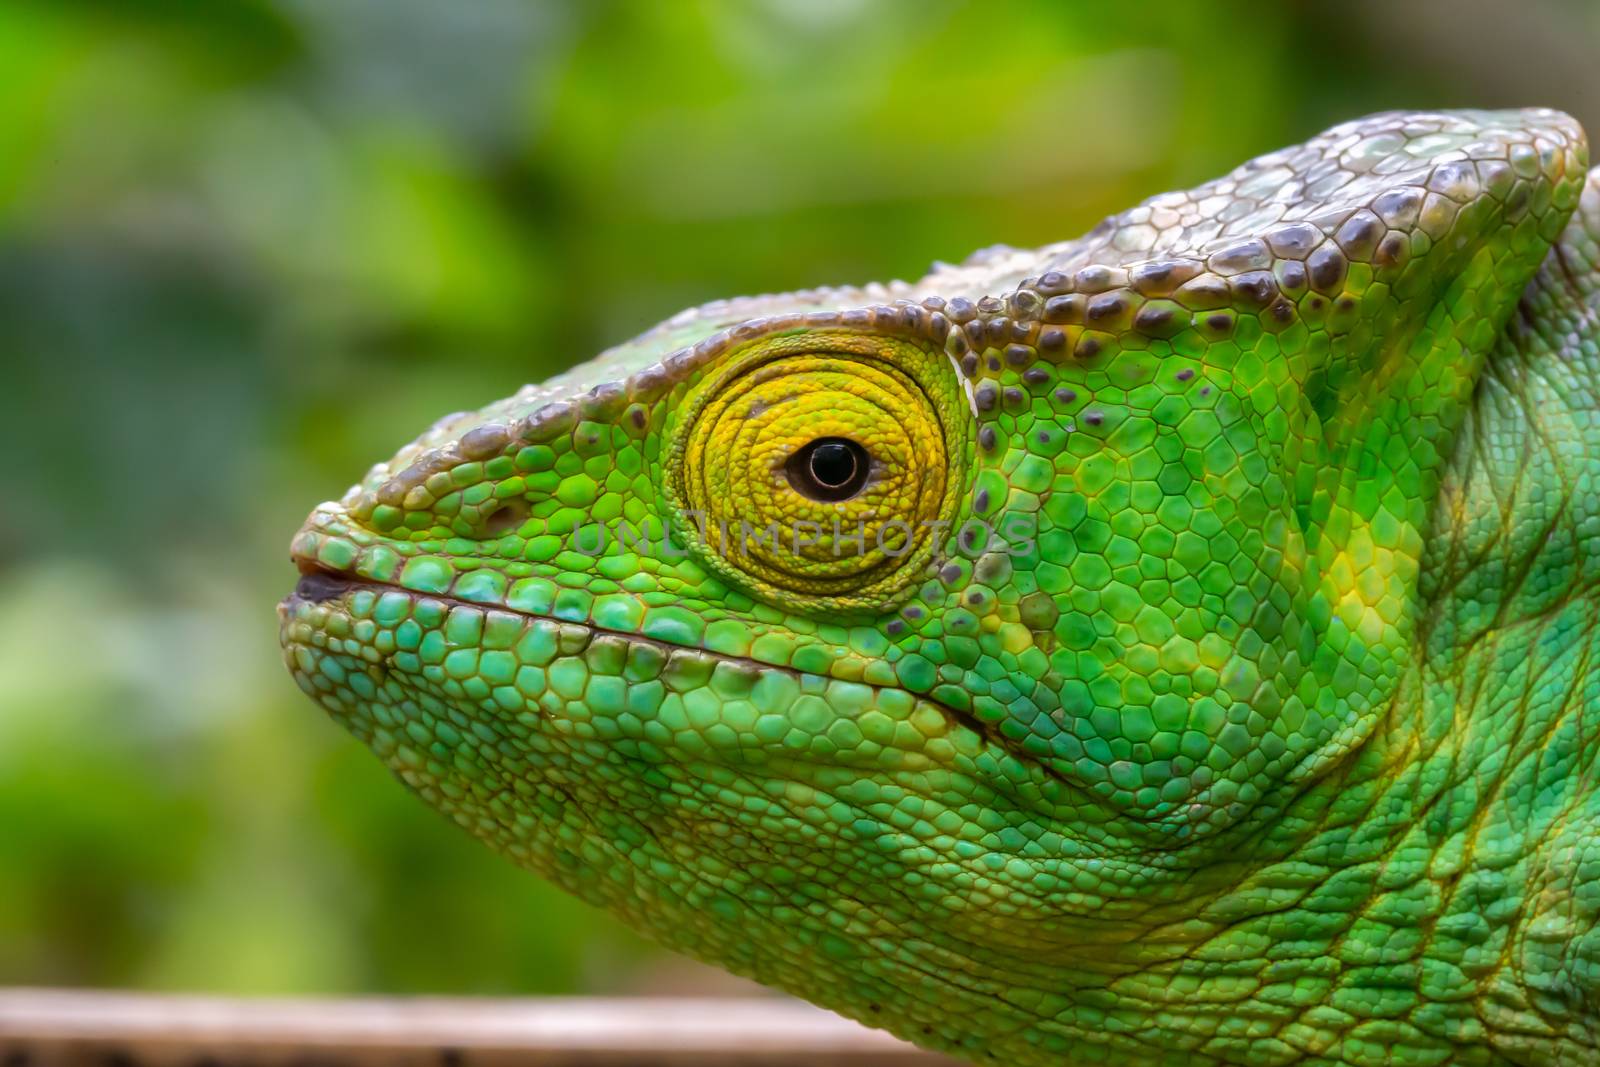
(2, 0), (1596, 996)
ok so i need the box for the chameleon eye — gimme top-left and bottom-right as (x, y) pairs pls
(788, 437), (870, 501)
(668, 331), (968, 610)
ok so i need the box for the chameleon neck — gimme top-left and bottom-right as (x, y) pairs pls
(913, 177), (1600, 1064)
(1107, 173), (1600, 1062)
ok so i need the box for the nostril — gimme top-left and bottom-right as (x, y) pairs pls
(294, 568), (354, 603)
(481, 500), (531, 538)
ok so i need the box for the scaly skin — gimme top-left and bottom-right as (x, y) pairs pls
(280, 110), (1600, 1065)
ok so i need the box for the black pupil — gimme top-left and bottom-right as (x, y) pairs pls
(788, 437), (869, 501)
(809, 441), (857, 488)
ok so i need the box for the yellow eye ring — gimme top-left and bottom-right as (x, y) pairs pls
(666, 329), (968, 613)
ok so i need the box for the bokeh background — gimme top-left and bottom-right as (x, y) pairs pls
(4, 0), (1598, 997)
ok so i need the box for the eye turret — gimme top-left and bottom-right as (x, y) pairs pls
(668, 330), (967, 609)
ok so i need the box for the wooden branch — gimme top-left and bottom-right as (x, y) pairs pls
(0, 989), (962, 1066)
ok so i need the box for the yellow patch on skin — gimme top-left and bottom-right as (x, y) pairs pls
(1325, 527), (1418, 646)
(998, 623), (1034, 655)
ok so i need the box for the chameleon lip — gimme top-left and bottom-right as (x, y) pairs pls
(282, 557), (842, 690)
(279, 557), (1074, 794)
(280, 555), (785, 674)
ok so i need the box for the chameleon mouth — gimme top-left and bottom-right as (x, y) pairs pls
(279, 555), (807, 691)
(289, 561), (357, 604)
(279, 548), (1096, 816)
(281, 559), (816, 690)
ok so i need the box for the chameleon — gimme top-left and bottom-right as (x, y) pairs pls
(281, 109), (1600, 1066)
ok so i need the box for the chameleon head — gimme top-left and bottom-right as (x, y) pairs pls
(281, 109), (1589, 1058)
